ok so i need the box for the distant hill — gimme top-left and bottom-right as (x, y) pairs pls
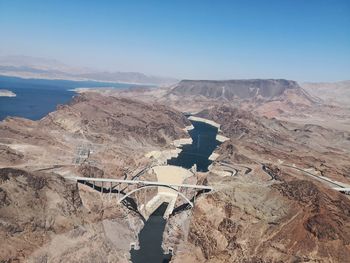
(301, 80), (350, 107)
(75, 71), (176, 85)
(170, 79), (314, 101)
(0, 55), (177, 85)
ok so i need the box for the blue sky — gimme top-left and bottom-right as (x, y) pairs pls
(0, 0), (349, 81)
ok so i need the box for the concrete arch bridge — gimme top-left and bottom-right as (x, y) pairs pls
(66, 165), (213, 218)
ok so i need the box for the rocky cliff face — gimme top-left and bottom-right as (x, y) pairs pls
(0, 168), (144, 262)
(171, 79), (301, 100)
(0, 168), (82, 261)
(151, 79), (319, 117)
(172, 177), (350, 262)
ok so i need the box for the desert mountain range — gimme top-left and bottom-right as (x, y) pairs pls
(0, 55), (177, 85)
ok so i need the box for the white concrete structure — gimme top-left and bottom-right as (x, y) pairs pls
(66, 170), (213, 218)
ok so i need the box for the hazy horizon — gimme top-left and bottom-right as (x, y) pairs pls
(1, 0), (349, 82)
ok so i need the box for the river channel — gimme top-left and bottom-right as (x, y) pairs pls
(131, 119), (221, 262)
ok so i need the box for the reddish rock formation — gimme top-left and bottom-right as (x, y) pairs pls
(171, 177), (350, 262)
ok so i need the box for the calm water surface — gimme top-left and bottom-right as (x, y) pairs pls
(131, 203), (172, 263)
(0, 75), (138, 120)
(168, 120), (221, 171)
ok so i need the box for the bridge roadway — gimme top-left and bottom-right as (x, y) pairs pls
(65, 176), (214, 191)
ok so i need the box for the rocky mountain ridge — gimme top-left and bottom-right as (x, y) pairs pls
(113, 78), (323, 118)
(0, 55), (177, 85)
(170, 79), (303, 100)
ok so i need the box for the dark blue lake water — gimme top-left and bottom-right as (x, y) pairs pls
(0, 75), (138, 120)
(167, 120), (220, 172)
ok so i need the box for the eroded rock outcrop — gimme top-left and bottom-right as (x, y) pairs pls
(0, 168), (83, 261)
(171, 175), (350, 262)
(0, 167), (145, 262)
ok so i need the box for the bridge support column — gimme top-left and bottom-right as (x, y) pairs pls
(93, 181), (95, 190)
(109, 182), (112, 200)
(101, 182), (104, 195)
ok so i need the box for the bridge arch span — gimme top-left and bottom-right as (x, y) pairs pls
(118, 184), (193, 207)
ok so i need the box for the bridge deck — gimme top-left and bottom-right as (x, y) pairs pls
(65, 176), (213, 190)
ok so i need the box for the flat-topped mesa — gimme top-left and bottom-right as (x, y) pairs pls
(170, 79), (301, 100)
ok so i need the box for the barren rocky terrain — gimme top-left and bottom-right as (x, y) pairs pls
(165, 105), (350, 262)
(0, 92), (190, 262)
(0, 92), (190, 175)
(0, 167), (144, 262)
(1, 78), (350, 262)
(171, 175), (350, 262)
(198, 106), (350, 184)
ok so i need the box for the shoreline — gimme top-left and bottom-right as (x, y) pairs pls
(188, 116), (229, 143)
(188, 116), (221, 129)
(145, 115), (230, 173)
(145, 137), (193, 164)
